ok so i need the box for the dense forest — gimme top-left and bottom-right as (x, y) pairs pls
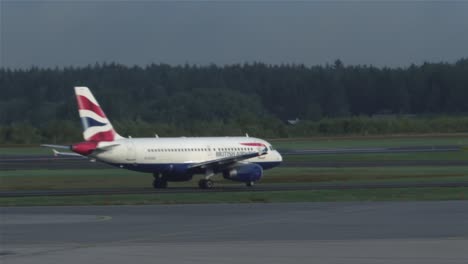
(1, 59), (468, 143)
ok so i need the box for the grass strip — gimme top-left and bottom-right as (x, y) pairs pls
(3, 167), (468, 190)
(283, 151), (468, 162)
(1, 187), (467, 206)
(271, 136), (468, 149)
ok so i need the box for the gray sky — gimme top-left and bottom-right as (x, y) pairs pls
(1, 0), (467, 68)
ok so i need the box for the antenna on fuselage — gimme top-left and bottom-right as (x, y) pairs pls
(245, 133), (249, 137)
(155, 134), (159, 138)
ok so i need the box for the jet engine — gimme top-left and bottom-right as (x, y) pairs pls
(223, 163), (263, 183)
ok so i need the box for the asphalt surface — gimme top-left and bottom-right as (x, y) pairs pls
(2, 181), (468, 198)
(1, 201), (468, 264)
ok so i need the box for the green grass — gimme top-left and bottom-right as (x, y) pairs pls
(1, 187), (467, 206)
(283, 151), (468, 162)
(271, 134), (468, 149)
(0, 146), (52, 156)
(2, 166), (468, 191)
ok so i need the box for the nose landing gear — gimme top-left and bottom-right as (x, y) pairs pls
(152, 173), (168, 189)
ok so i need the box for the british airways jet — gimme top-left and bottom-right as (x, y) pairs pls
(43, 87), (282, 189)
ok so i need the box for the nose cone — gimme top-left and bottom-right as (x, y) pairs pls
(276, 150), (283, 163)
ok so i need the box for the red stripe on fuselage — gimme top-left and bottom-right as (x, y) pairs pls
(76, 95), (106, 118)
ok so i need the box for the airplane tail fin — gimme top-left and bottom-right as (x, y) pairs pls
(74, 86), (123, 142)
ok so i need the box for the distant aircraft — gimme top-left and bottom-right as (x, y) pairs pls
(43, 87), (282, 189)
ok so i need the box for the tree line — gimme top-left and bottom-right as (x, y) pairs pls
(1, 59), (468, 143)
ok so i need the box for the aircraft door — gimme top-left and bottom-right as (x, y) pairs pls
(207, 145), (213, 159)
(126, 141), (137, 162)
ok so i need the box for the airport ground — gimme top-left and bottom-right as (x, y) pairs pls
(2, 135), (468, 263)
(2, 201), (468, 264)
(1, 134), (468, 205)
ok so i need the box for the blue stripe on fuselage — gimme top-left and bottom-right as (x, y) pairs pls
(105, 161), (281, 174)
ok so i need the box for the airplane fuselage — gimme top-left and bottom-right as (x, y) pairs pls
(92, 136), (282, 178)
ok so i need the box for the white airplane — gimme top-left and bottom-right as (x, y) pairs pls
(43, 87), (282, 189)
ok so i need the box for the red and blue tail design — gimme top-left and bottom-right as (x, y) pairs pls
(74, 87), (122, 142)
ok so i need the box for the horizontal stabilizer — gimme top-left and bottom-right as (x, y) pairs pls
(52, 149), (84, 158)
(41, 144), (71, 150)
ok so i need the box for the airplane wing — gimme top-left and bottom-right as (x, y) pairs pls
(188, 147), (268, 171)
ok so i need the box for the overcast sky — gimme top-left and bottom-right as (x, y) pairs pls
(1, 1), (467, 69)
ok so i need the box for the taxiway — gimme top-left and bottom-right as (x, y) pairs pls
(1, 201), (468, 264)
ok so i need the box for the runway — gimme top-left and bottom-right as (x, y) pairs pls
(2, 201), (468, 263)
(2, 181), (468, 197)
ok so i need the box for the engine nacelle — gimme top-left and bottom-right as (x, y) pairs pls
(223, 163), (263, 183)
(164, 164), (193, 182)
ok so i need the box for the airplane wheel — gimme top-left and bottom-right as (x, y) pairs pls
(198, 179), (214, 189)
(198, 180), (205, 189)
(246, 181), (255, 187)
(153, 178), (168, 189)
(160, 180), (168, 188)
(205, 179), (214, 189)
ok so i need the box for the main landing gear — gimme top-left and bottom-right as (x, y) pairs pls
(153, 173), (168, 189)
(198, 179), (214, 189)
(199, 169), (215, 189)
(246, 181), (255, 187)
